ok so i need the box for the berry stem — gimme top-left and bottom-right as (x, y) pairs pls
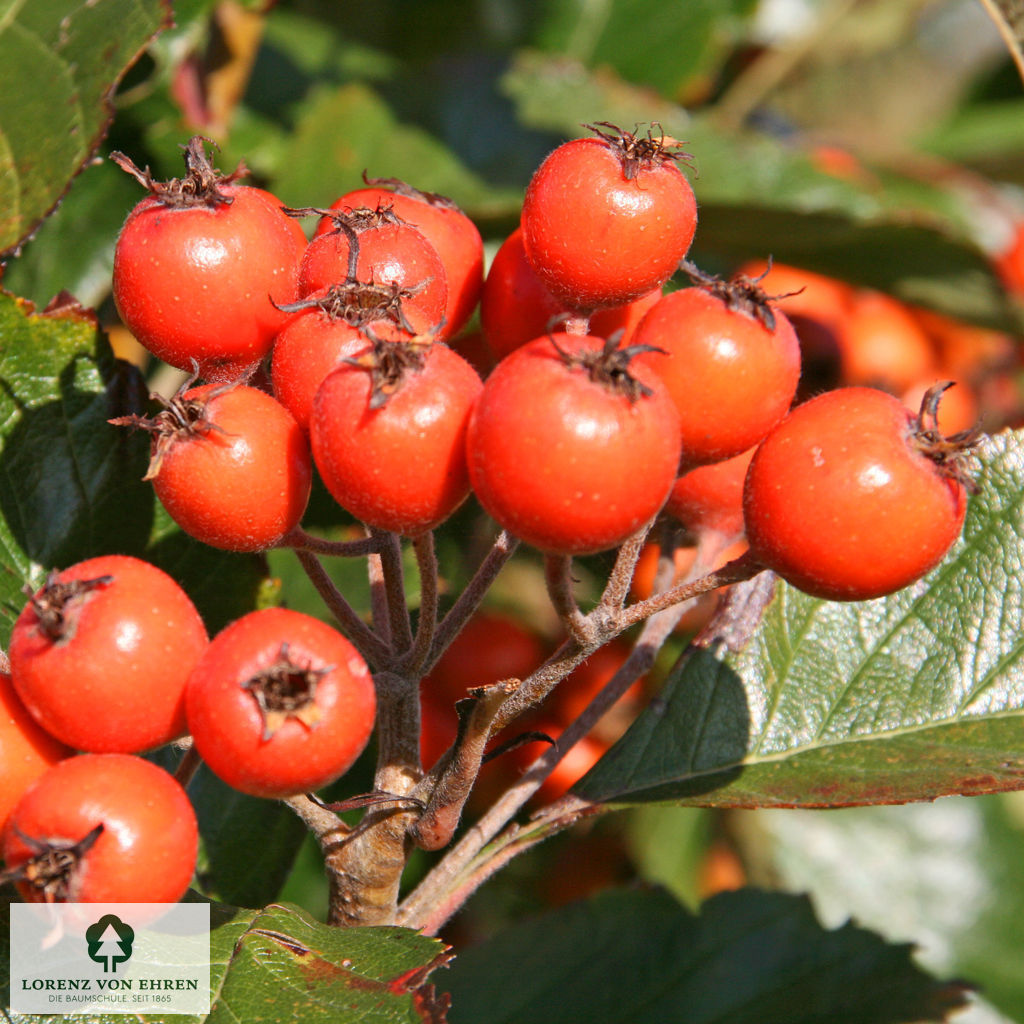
(423, 530), (519, 677)
(544, 554), (595, 646)
(173, 743), (202, 788)
(277, 526), (382, 558)
(398, 532), (439, 679)
(292, 549), (393, 668)
(370, 529), (413, 654)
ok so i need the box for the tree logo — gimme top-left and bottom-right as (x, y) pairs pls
(85, 914), (135, 973)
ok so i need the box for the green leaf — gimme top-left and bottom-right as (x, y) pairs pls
(751, 795), (1024, 1022)
(271, 81), (520, 215)
(574, 430), (1024, 808)
(533, 0), (757, 100)
(0, 0), (172, 255)
(0, 897), (451, 1023)
(206, 903), (451, 1024)
(0, 290), (153, 640)
(440, 886), (970, 1024)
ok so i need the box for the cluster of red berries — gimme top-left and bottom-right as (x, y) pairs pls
(0, 556), (375, 904)
(0, 122), (981, 907)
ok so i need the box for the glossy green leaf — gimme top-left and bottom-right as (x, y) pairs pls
(0, 898), (450, 1023)
(0, 0), (172, 255)
(440, 886), (970, 1024)
(574, 430), (1024, 808)
(0, 291), (153, 640)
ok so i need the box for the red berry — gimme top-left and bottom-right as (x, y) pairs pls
(743, 386), (972, 601)
(466, 333), (681, 555)
(311, 339), (482, 536)
(9, 556), (208, 753)
(520, 124), (696, 311)
(321, 180), (483, 339)
(481, 226), (660, 360)
(666, 446), (756, 540)
(270, 294), (368, 433)
(3, 753), (198, 903)
(0, 672), (72, 830)
(186, 607), (376, 799)
(836, 289), (936, 393)
(633, 272), (801, 467)
(111, 138), (307, 382)
(298, 209), (448, 338)
(114, 382), (312, 551)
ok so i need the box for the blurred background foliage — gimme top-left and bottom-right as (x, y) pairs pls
(6, 1), (1024, 1021)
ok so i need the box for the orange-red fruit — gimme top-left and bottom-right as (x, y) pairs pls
(2, 753), (198, 903)
(481, 227), (660, 359)
(9, 555), (208, 753)
(467, 333), (681, 555)
(633, 287), (801, 466)
(666, 446), (756, 539)
(743, 387), (968, 601)
(836, 289), (936, 392)
(521, 136), (696, 311)
(270, 299), (368, 433)
(311, 344), (483, 536)
(113, 185), (307, 382)
(186, 608), (376, 798)
(299, 220), (448, 338)
(322, 185), (484, 339)
(153, 384), (312, 551)
(0, 672), (72, 829)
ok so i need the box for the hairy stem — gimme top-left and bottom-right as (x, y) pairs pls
(373, 529), (414, 655)
(398, 532), (439, 679)
(293, 549), (393, 667)
(277, 526), (382, 558)
(544, 554), (596, 646)
(425, 530), (519, 676)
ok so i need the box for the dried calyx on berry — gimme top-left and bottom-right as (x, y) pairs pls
(0, 824), (104, 902)
(273, 279), (426, 335)
(344, 328), (437, 409)
(911, 381), (983, 494)
(240, 642), (332, 740)
(681, 259), (787, 331)
(584, 121), (694, 181)
(108, 367), (233, 480)
(22, 574), (113, 642)
(110, 136), (245, 208)
(547, 329), (664, 402)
